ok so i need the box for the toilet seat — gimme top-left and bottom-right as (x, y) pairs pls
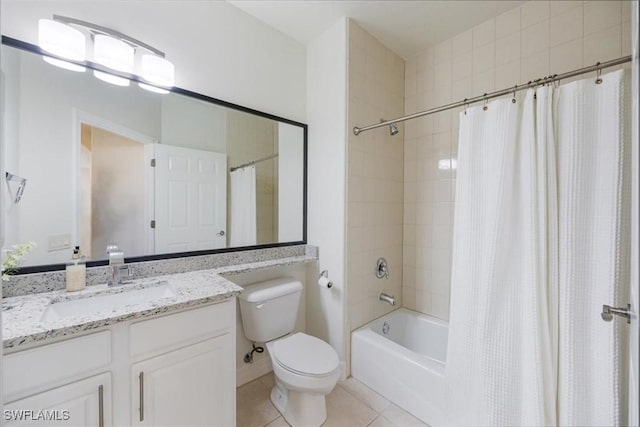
(270, 332), (339, 377)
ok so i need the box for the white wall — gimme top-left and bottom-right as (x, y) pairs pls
(305, 18), (348, 376)
(161, 95), (227, 153)
(0, 1), (306, 123)
(277, 122), (304, 242)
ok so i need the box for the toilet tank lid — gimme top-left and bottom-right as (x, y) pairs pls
(239, 277), (303, 303)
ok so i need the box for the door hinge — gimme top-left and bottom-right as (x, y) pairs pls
(150, 220), (156, 229)
(150, 158), (156, 167)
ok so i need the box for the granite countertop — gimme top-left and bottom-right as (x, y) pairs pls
(3, 253), (317, 351)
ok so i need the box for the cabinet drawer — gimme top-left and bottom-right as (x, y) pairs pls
(129, 298), (234, 357)
(3, 331), (111, 400)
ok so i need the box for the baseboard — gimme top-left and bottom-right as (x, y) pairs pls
(237, 354), (273, 387)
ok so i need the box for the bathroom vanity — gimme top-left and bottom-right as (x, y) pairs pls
(4, 301), (235, 426)
(2, 247), (318, 426)
(3, 274), (240, 426)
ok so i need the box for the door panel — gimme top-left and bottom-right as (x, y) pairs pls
(155, 144), (226, 254)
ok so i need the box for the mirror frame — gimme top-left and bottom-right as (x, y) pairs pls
(1, 36), (308, 274)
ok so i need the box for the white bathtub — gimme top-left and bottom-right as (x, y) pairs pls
(351, 308), (448, 426)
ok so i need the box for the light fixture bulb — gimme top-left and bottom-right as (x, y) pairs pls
(93, 34), (134, 72)
(38, 19), (86, 72)
(93, 70), (130, 87)
(42, 56), (86, 72)
(140, 54), (175, 89)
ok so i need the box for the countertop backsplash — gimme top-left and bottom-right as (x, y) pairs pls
(3, 245), (318, 298)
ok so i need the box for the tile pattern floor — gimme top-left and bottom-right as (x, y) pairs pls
(237, 374), (428, 427)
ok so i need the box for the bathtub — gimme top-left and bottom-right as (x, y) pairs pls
(351, 308), (448, 426)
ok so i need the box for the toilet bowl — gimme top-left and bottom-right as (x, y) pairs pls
(237, 278), (341, 426)
(266, 332), (340, 426)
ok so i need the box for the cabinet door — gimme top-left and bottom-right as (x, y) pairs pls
(4, 373), (111, 427)
(132, 334), (234, 427)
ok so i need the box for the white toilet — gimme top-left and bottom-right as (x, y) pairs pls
(239, 277), (340, 427)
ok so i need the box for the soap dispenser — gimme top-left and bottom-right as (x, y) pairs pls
(66, 246), (86, 292)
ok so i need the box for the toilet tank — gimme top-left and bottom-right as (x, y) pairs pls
(238, 277), (303, 343)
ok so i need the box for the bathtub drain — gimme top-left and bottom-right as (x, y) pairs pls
(382, 322), (390, 334)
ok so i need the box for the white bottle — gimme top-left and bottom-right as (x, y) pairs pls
(66, 246), (86, 292)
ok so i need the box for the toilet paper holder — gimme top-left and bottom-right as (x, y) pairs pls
(319, 270), (333, 288)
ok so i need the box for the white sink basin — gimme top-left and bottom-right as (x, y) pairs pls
(41, 283), (176, 323)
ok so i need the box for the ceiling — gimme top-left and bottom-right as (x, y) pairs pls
(227, 0), (524, 59)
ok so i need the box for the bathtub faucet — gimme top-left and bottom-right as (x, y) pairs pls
(379, 292), (396, 306)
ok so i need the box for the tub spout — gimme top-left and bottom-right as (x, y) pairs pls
(379, 292), (396, 306)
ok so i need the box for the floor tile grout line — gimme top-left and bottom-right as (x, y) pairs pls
(336, 380), (391, 414)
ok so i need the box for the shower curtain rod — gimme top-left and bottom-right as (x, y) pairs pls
(230, 153), (278, 172)
(353, 55), (632, 136)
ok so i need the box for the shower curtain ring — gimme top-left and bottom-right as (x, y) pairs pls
(482, 94), (488, 111)
(511, 85), (517, 103)
(595, 63), (603, 84)
(463, 99), (468, 115)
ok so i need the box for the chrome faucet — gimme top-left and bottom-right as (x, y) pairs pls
(106, 244), (133, 286)
(379, 292), (396, 306)
(375, 258), (389, 279)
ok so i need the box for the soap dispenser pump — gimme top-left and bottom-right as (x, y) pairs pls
(66, 246), (86, 292)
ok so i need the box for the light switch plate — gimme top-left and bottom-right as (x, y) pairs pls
(48, 234), (71, 252)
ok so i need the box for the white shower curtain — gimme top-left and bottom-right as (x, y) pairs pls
(230, 166), (257, 246)
(446, 88), (558, 426)
(556, 69), (630, 426)
(447, 69), (630, 426)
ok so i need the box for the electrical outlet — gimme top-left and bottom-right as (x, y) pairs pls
(48, 234), (71, 252)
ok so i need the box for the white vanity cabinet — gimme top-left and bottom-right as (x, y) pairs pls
(3, 298), (236, 427)
(4, 373), (111, 427)
(131, 334), (234, 426)
(3, 331), (112, 426)
(129, 299), (235, 426)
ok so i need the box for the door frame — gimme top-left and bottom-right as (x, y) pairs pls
(71, 109), (157, 257)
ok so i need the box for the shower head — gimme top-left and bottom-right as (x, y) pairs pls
(380, 118), (400, 136)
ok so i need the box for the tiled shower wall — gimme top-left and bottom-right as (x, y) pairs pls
(347, 20), (405, 331)
(402, 0), (633, 320)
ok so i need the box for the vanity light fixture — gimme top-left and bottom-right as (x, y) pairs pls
(38, 19), (86, 72)
(93, 34), (134, 86)
(37, 15), (175, 92)
(139, 54), (175, 94)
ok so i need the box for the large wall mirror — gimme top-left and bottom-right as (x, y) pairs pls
(1, 37), (307, 271)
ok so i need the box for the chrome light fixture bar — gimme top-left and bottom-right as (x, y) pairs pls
(38, 15), (174, 93)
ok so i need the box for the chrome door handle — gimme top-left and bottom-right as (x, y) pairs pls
(217, 230), (225, 236)
(98, 384), (104, 427)
(139, 371), (144, 422)
(601, 304), (631, 324)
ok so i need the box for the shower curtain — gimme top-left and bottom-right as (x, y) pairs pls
(556, 70), (630, 426)
(229, 166), (257, 246)
(446, 69), (630, 426)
